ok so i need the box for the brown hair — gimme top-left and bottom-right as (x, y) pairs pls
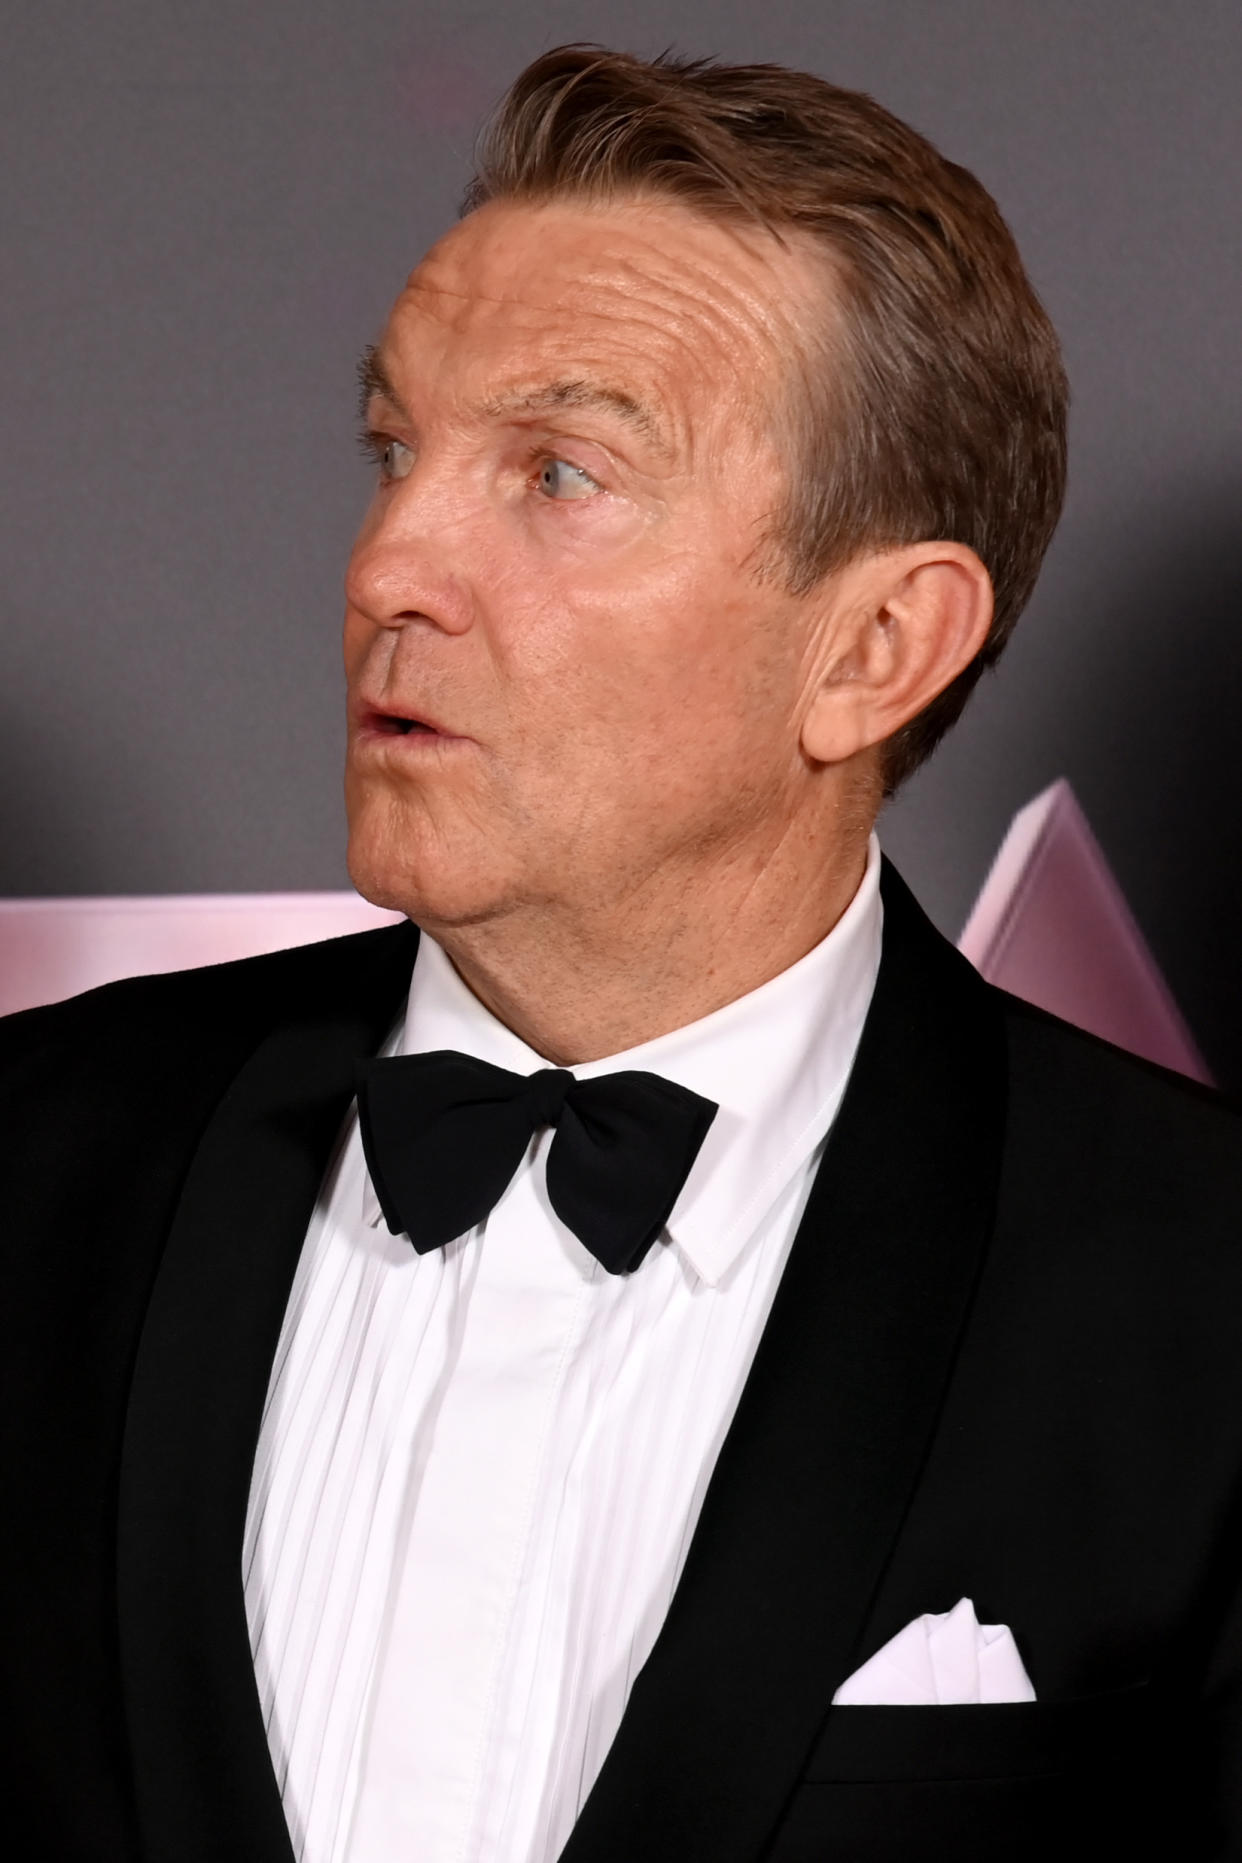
(463, 45), (1068, 790)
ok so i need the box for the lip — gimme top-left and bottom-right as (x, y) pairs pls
(351, 701), (472, 747)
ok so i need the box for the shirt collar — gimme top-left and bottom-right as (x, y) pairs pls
(366, 835), (883, 1287)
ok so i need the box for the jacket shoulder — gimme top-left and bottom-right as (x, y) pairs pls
(997, 981), (1235, 1118)
(993, 983), (1242, 1233)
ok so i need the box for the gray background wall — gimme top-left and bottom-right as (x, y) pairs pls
(4, 2), (1241, 1083)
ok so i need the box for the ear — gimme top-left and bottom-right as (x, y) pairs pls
(799, 542), (994, 765)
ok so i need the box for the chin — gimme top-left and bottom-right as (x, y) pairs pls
(346, 820), (513, 932)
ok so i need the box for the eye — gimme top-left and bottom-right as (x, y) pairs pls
(378, 438), (415, 482)
(536, 457), (599, 501)
(358, 428), (415, 482)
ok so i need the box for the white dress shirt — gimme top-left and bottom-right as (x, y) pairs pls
(243, 836), (883, 1863)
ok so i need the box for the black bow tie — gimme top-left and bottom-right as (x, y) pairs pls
(356, 1050), (718, 1276)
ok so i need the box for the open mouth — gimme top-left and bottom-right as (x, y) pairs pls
(356, 701), (469, 746)
(370, 710), (439, 736)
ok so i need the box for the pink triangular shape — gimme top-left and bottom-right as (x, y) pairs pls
(958, 780), (1210, 1083)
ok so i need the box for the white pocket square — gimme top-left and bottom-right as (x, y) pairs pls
(832, 1596), (1036, 1706)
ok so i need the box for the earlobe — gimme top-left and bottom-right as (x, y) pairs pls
(799, 543), (993, 766)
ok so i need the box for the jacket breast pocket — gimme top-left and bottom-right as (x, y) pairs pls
(765, 1686), (1168, 1863)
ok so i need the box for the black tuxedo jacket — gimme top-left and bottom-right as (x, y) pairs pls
(5, 861), (1242, 1862)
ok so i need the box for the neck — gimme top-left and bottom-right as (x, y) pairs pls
(428, 814), (875, 1067)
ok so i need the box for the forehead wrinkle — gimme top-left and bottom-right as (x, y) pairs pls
(391, 279), (697, 462)
(573, 214), (806, 360)
(562, 259), (807, 475)
(413, 221), (793, 392)
(389, 203), (812, 477)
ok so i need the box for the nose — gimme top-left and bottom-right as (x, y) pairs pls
(345, 469), (478, 637)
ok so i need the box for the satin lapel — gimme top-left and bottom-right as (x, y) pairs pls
(117, 924), (416, 1863)
(560, 862), (1009, 1863)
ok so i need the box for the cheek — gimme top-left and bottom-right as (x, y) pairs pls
(505, 567), (792, 820)
(564, 547), (791, 729)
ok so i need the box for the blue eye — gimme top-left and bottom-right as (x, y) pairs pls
(357, 428), (415, 481)
(537, 458), (598, 500)
(380, 438), (415, 481)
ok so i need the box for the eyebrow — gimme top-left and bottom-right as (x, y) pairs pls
(357, 345), (405, 422)
(356, 346), (670, 459)
(477, 380), (671, 457)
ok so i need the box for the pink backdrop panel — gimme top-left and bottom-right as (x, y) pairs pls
(0, 893), (402, 1020)
(959, 779), (1209, 1082)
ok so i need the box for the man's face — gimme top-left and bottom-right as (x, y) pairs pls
(344, 194), (834, 934)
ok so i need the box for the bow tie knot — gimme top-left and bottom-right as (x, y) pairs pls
(356, 1050), (718, 1276)
(526, 1066), (575, 1128)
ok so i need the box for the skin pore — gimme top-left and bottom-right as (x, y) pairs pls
(344, 195), (992, 1064)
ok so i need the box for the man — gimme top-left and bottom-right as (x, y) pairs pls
(4, 41), (1242, 1863)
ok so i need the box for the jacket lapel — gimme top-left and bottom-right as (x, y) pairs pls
(116, 923), (416, 1863)
(561, 860), (1009, 1863)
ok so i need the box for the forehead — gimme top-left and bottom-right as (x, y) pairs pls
(380, 195), (816, 431)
